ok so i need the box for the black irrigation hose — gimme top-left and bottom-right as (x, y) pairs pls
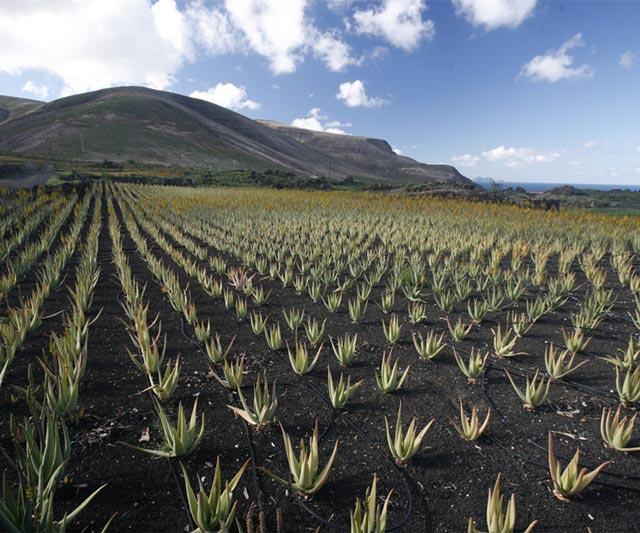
(180, 314), (414, 531)
(422, 371), (640, 495)
(265, 347), (414, 532)
(480, 360), (640, 489)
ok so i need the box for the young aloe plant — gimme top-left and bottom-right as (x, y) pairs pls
(130, 399), (205, 457)
(181, 457), (250, 533)
(548, 433), (610, 501)
(350, 475), (393, 533)
(412, 330), (446, 361)
(194, 320), (211, 343)
(304, 317), (326, 346)
(452, 399), (491, 442)
(380, 290), (395, 313)
(206, 334), (236, 364)
(561, 327), (591, 354)
(260, 421), (338, 499)
(467, 473), (537, 533)
(348, 297), (368, 323)
(330, 333), (358, 367)
(385, 402), (433, 466)
(283, 307), (305, 331)
(376, 350), (410, 393)
(287, 341), (323, 375)
(453, 348), (488, 383)
(615, 365), (640, 404)
(446, 316), (473, 342)
(505, 370), (550, 411)
(492, 325), (524, 358)
(325, 360), (363, 407)
(601, 336), (640, 370)
(147, 357), (181, 401)
(264, 322), (283, 351)
(408, 301), (427, 325)
(250, 311), (267, 335)
(323, 291), (343, 313)
(228, 372), (278, 429)
(382, 314), (402, 344)
(600, 405), (640, 452)
(544, 343), (587, 380)
(211, 355), (245, 390)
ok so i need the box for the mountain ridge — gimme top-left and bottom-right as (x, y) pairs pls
(0, 86), (471, 185)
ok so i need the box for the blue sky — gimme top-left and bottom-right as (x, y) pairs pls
(1, 0), (638, 184)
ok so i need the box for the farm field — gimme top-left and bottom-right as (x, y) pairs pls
(1, 183), (640, 532)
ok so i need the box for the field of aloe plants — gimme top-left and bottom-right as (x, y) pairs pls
(1, 182), (640, 532)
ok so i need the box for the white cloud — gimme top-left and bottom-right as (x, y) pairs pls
(0, 0), (363, 96)
(452, 0), (537, 30)
(190, 83), (260, 111)
(482, 145), (561, 167)
(291, 108), (350, 134)
(336, 80), (388, 108)
(353, 0), (435, 51)
(520, 33), (594, 83)
(583, 140), (608, 149)
(619, 50), (635, 69)
(392, 146), (403, 155)
(225, 0), (308, 75)
(312, 32), (360, 72)
(0, 0), (194, 94)
(636, 145), (640, 153)
(452, 154), (481, 167)
(21, 81), (49, 99)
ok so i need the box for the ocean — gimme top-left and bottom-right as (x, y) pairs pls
(474, 181), (640, 193)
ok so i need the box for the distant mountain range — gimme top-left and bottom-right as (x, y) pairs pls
(0, 86), (471, 185)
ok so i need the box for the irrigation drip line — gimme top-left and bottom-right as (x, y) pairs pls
(480, 361), (640, 486)
(421, 372), (640, 495)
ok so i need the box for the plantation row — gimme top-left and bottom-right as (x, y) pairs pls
(1, 183), (639, 532)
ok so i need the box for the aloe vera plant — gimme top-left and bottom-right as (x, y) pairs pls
(228, 372), (278, 428)
(376, 350), (410, 393)
(130, 399), (205, 458)
(287, 341), (323, 375)
(544, 343), (587, 380)
(615, 365), (640, 404)
(181, 457), (250, 533)
(452, 399), (491, 442)
(412, 330), (446, 361)
(467, 474), (537, 533)
(385, 402), (433, 466)
(211, 355), (245, 390)
(382, 314), (402, 344)
(600, 405), (640, 452)
(454, 348), (488, 383)
(350, 475), (392, 533)
(547, 433), (610, 501)
(492, 325), (524, 358)
(330, 333), (357, 367)
(327, 368), (363, 409)
(260, 421), (338, 499)
(505, 370), (550, 411)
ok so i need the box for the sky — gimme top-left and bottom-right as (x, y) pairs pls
(0, 0), (639, 185)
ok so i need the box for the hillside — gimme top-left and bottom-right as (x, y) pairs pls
(0, 87), (471, 185)
(258, 120), (469, 185)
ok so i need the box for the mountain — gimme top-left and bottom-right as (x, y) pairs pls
(0, 86), (471, 185)
(257, 120), (469, 185)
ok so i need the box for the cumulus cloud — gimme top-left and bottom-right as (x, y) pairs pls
(225, 0), (308, 75)
(619, 50), (635, 69)
(336, 80), (388, 108)
(452, 0), (537, 30)
(452, 154), (481, 167)
(520, 33), (594, 83)
(190, 83), (260, 111)
(353, 0), (435, 51)
(482, 145), (561, 167)
(291, 108), (350, 134)
(0, 0), (195, 94)
(392, 146), (403, 155)
(312, 32), (360, 72)
(21, 81), (49, 99)
(0, 0), (364, 96)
